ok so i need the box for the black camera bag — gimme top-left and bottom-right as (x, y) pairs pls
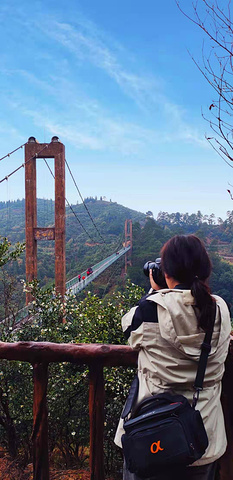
(121, 304), (216, 478)
(122, 392), (208, 478)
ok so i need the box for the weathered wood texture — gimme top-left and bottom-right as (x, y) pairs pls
(89, 364), (105, 480)
(32, 363), (49, 480)
(0, 341), (138, 366)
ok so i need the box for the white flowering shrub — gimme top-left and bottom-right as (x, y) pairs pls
(0, 280), (144, 476)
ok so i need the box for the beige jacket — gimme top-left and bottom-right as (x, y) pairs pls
(114, 288), (231, 466)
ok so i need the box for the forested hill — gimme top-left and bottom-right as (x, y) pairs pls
(0, 198), (145, 243)
(129, 215), (233, 308)
(0, 198), (145, 291)
(1, 199), (233, 307)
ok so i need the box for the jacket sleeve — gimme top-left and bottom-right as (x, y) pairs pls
(121, 305), (144, 350)
(121, 299), (158, 350)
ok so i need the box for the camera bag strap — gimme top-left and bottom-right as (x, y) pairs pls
(192, 301), (217, 407)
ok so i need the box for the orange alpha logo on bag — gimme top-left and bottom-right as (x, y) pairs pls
(150, 441), (164, 454)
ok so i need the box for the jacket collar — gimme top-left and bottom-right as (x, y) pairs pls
(174, 284), (190, 290)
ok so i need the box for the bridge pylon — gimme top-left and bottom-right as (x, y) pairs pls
(124, 219), (132, 274)
(25, 137), (66, 303)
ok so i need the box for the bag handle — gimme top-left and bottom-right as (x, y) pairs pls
(121, 375), (139, 419)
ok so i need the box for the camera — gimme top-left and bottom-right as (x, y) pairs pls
(143, 258), (167, 288)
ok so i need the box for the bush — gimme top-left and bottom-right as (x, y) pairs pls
(0, 280), (143, 477)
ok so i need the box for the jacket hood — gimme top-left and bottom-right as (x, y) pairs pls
(147, 289), (231, 358)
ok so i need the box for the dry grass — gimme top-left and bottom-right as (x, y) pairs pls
(0, 456), (114, 480)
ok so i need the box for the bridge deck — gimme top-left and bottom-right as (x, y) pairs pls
(66, 246), (130, 294)
(4, 246), (130, 325)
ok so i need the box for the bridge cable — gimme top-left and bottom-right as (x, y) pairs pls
(102, 255), (124, 297)
(114, 230), (125, 252)
(43, 158), (100, 244)
(0, 143), (26, 163)
(65, 158), (107, 245)
(0, 145), (50, 184)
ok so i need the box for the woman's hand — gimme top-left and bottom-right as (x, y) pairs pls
(149, 269), (161, 291)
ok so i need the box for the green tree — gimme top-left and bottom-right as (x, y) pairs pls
(0, 237), (25, 459)
(0, 237), (25, 267)
(0, 280), (143, 475)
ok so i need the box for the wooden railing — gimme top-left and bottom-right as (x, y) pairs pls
(0, 340), (232, 480)
(0, 342), (137, 480)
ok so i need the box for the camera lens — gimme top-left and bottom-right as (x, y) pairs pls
(143, 258), (167, 288)
(143, 261), (156, 277)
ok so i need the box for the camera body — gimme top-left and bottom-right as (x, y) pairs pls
(143, 258), (167, 288)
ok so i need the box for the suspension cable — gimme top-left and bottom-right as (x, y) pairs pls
(102, 254), (124, 297)
(65, 158), (107, 245)
(0, 145), (49, 184)
(43, 158), (101, 244)
(0, 142), (27, 163)
(114, 231), (125, 252)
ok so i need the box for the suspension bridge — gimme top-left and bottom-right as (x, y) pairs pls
(0, 136), (133, 320)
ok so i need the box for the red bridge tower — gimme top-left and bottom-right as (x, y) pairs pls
(25, 137), (66, 303)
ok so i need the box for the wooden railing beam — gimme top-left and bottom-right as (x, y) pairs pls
(0, 341), (232, 479)
(0, 341), (138, 366)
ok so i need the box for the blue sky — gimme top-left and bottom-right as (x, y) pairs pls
(0, 0), (232, 221)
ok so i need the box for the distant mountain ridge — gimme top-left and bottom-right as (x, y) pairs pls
(1, 199), (233, 308)
(0, 198), (145, 243)
(0, 198), (146, 289)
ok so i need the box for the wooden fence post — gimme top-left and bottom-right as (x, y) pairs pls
(32, 363), (49, 480)
(219, 351), (233, 480)
(89, 363), (105, 480)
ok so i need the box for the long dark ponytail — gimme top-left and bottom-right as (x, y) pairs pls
(161, 235), (215, 331)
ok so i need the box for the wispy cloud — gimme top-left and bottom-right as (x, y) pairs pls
(3, 67), (208, 155)
(0, 2), (208, 153)
(17, 102), (161, 155)
(0, 122), (25, 142)
(32, 14), (207, 147)
(35, 16), (160, 110)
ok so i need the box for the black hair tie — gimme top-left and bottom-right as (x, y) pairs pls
(193, 275), (199, 282)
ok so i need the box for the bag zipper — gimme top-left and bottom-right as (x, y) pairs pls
(125, 402), (183, 429)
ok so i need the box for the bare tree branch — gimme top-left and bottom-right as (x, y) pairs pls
(176, 0), (233, 169)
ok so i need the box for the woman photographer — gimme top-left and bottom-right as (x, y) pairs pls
(115, 235), (231, 480)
